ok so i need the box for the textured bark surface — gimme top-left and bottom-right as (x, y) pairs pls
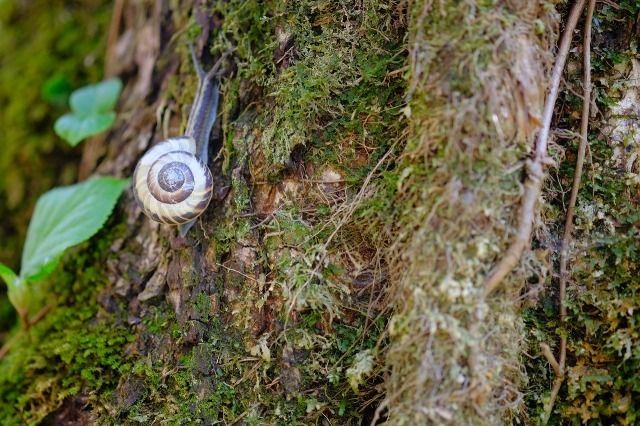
(1, 0), (407, 423)
(2, 1), (640, 425)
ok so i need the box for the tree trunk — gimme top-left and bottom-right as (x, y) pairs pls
(1, 0), (639, 425)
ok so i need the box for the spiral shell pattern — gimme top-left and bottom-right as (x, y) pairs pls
(133, 137), (213, 224)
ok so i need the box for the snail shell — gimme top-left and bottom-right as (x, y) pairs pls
(133, 137), (213, 224)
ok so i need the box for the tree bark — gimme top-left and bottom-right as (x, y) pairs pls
(5, 1), (638, 425)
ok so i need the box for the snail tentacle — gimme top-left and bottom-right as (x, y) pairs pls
(188, 41), (206, 81)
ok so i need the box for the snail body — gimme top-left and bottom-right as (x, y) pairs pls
(133, 137), (213, 224)
(133, 45), (226, 232)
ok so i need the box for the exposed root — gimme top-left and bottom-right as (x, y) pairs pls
(542, 0), (595, 423)
(28, 303), (54, 327)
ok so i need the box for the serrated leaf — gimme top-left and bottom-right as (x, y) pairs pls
(20, 176), (129, 281)
(70, 78), (122, 116)
(54, 112), (116, 146)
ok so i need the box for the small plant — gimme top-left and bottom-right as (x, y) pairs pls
(0, 77), (126, 327)
(0, 177), (128, 326)
(41, 75), (73, 108)
(54, 78), (122, 146)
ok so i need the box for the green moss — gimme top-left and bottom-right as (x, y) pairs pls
(5, 1), (638, 424)
(232, 175), (251, 214)
(526, 136), (640, 423)
(524, 2), (640, 424)
(210, 0), (405, 171)
(0, 226), (133, 425)
(2, 0), (406, 423)
(100, 304), (247, 424)
(121, 1), (408, 423)
(194, 292), (212, 323)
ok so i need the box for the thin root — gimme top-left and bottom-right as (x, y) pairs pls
(484, 0), (587, 295)
(542, 0), (595, 423)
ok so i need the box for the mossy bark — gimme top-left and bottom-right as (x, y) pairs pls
(378, 1), (558, 424)
(1, 0), (407, 424)
(3, 1), (640, 425)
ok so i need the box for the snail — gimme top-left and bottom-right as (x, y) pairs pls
(133, 136), (213, 225)
(133, 45), (227, 235)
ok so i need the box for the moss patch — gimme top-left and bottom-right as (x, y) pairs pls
(525, 2), (640, 424)
(0, 226), (134, 425)
(139, 0), (409, 423)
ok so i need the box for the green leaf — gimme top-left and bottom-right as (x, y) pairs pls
(0, 263), (26, 317)
(20, 176), (129, 281)
(0, 263), (18, 292)
(54, 112), (116, 146)
(53, 78), (122, 146)
(70, 78), (122, 116)
(41, 75), (72, 107)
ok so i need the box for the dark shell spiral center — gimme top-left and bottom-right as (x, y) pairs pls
(159, 162), (188, 192)
(148, 159), (195, 204)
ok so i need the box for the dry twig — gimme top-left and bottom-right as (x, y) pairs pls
(484, 0), (587, 295)
(539, 342), (561, 376)
(542, 0), (595, 423)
